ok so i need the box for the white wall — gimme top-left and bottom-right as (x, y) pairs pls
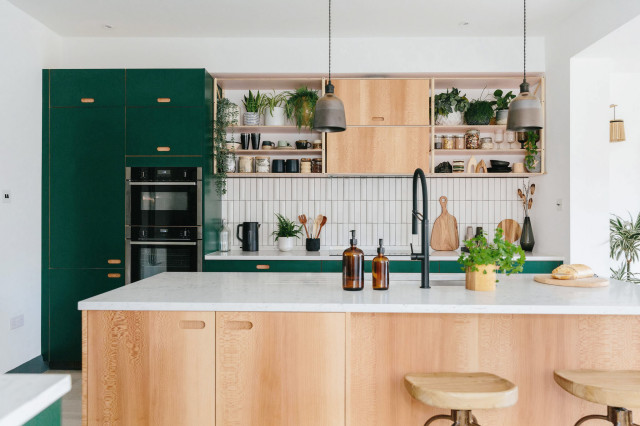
(0, 0), (60, 372)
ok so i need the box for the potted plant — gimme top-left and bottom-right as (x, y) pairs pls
(493, 89), (516, 125)
(242, 90), (263, 125)
(610, 213), (640, 283)
(518, 182), (536, 251)
(465, 98), (495, 125)
(458, 228), (525, 291)
(433, 88), (469, 126)
(285, 87), (319, 130)
(262, 90), (288, 126)
(524, 131), (541, 173)
(272, 213), (303, 252)
(213, 97), (239, 195)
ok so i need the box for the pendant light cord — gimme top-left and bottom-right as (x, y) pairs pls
(328, 0), (332, 85)
(523, 0), (527, 83)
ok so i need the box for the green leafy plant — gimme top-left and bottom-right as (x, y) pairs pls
(433, 88), (469, 118)
(285, 87), (319, 130)
(464, 100), (495, 125)
(261, 90), (288, 117)
(458, 228), (526, 278)
(610, 213), (640, 283)
(524, 131), (540, 170)
(213, 97), (239, 196)
(493, 89), (516, 110)
(272, 214), (303, 241)
(242, 90), (264, 113)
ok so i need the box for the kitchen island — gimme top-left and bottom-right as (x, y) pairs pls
(79, 273), (640, 426)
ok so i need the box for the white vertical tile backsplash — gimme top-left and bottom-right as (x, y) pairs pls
(221, 177), (528, 249)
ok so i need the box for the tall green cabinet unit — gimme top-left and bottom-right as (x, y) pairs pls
(43, 69), (219, 368)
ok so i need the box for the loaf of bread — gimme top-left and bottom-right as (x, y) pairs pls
(551, 264), (594, 280)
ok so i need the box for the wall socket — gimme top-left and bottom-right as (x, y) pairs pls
(556, 198), (563, 211)
(10, 314), (24, 330)
(2, 190), (10, 203)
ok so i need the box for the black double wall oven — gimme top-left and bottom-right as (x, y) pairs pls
(126, 167), (202, 284)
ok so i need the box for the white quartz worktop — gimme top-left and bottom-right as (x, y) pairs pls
(205, 249), (564, 262)
(78, 272), (640, 315)
(0, 374), (71, 426)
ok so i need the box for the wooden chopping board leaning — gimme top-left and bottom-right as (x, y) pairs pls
(430, 196), (459, 251)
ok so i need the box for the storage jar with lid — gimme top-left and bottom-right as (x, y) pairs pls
(238, 156), (254, 173)
(311, 158), (322, 173)
(434, 135), (443, 149)
(465, 130), (480, 149)
(225, 153), (237, 173)
(480, 137), (494, 149)
(255, 157), (270, 173)
(300, 158), (312, 174)
(442, 135), (454, 150)
(454, 134), (465, 150)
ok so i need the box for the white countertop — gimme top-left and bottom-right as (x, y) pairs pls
(205, 249), (564, 262)
(78, 272), (640, 315)
(0, 374), (71, 426)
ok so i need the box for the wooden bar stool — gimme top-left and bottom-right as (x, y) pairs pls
(554, 370), (640, 426)
(404, 372), (518, 426)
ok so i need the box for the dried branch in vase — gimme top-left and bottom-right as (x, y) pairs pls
(519, 180), (536, 217)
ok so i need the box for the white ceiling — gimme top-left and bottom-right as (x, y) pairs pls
(10, 0), (591, 38)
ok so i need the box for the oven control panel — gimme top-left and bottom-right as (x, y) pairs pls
(129, 226), (201, 241)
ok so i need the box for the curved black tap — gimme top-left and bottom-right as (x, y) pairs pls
(411, 168), (430, 288)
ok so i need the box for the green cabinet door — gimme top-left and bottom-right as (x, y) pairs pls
(126, 69), (207, 106)
(49, 107), (125, 269)
(205, 260), (322, 273)
(126, 107), (205, 156)
(49, 268), (124, 367)
(50, 69), (125, 107)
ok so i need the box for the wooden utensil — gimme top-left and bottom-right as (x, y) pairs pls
(298, 214), (310, 238)
(534, 275), (609, 288)
(497, 219), (522, 243)
(315, 216), (327, 238)
(430, 196), (459, 251)
(312, 214), (322, 240)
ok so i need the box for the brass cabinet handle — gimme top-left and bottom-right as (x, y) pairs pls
(256, 264), (270, 270)
(372, 116), (385, 121)
(107, 259), (121, 264)
(157, 98), (171, 103)
(157, 147), (171, 152)
(225, 321), (253, 330)
(81, 98), (95, 103)
(179, 320), (205, 329)
(107, 273), (121, 278)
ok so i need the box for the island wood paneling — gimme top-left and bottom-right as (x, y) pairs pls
(215, 312), (345, 426)
(83, 310), (215, 426)
(347, 313), (640, 426)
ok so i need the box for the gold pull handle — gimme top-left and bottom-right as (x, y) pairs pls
(81, 98), (95, 103)
(107, 273), (121, 278)
(226, 321), (253, 330)
(107, 259), (121, 265)
(372, 116), (385, 121)
(179, 320), (205, 329)
(157, 147), (171, 152)
(157, 98), (171, 103)
(256, 264), (270, 270)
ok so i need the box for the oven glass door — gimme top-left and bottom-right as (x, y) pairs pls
(129, 241), (199, 283)
(130, 183), (199, 227)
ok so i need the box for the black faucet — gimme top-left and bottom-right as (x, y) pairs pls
(410, 168), (430, 289)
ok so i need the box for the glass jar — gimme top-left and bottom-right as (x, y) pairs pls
(480, 137), (494, 149)
(219, 219), (231, 252)
(454, 134), (465, 150)
(465, 130), (480, 149)
(238, 156), (254, 173)
(225, 153), (236, 173)
(311, 158), (323, 173)
(442, 135), (454, 150)
(300, 158), (312, 173)
(255, 157), (270, 173)
(434, 135), (443, 149)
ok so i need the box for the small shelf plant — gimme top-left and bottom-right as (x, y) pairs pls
(272, 213), (303, 252)
(285, 87), (319, 130)
(242, 90), (264, 125)
(457, 228), (525, 291)
(433, 87), (469, 125)
(493, 89), (516, 124)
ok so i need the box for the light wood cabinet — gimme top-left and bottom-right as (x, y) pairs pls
(326, 126), (430, 174)
(215, 312), (345, 426)
(332, 79), (430, 126)
(84, 311), (215, 425)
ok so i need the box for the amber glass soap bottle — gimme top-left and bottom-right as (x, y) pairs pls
(372, 239), (389, 290)
(342, 230), (364, 291)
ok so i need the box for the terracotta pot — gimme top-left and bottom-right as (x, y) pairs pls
(465, 264), (497, 291)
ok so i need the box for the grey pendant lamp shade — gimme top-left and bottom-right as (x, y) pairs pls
(507, 0), (543, 132)
(313, 0), (346, 132)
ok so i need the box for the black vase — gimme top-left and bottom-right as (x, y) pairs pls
(520, 216), (535, 252)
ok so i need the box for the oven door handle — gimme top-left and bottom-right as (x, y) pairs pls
(129, 241), (198, 246)
(128, 182), (197, 186)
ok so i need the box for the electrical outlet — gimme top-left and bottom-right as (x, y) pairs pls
(2, 191), (10, 203)
(10, 315), (24, 330)
(556, 198), (563, 211)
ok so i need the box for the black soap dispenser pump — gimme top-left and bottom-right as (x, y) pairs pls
(372, 239), (389, 290)
(342, 230), (364, 291)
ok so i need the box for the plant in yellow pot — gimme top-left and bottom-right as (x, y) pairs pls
(457, 228), (525, 291)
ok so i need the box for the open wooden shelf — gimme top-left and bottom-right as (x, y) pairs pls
(216, 77), (323, 91)
(226, 172), (544, 178)
(227, 125), (320, 134)
(227, 173), (322, 178)
(434, 149), (527, 155)
(231, 149), (322, 156)
(433, 125), (507, 133)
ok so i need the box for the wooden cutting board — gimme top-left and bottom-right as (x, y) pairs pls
(534, 275), (609, 288)
(430, 196), (459, 251)
(497, 219), (522, 243)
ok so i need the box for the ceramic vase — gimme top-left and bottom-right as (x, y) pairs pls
(265, 107), (286, 126)
(277, 237), (295, 252)
(526, 154), (542, 173)
(520, 216), (535, 251)
(243, 112), (260, 126)
(496, 109), (509, 125)
(435, 111), (464, 126)
(465, 264), (497, 291)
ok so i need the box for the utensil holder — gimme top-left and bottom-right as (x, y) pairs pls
(306, 238), (320, 252)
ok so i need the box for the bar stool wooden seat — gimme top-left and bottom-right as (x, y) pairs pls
(554, 369), (640, 426)
(404, 372), (518, 426)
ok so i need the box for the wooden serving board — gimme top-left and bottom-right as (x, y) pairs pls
(430, 196), (459, 251)
(534, 275), (609, 288)
(497, 219), (522, 243)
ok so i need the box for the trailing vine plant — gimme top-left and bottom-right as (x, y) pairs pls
(214, 97), (239, 196)
(524, 131), (540, 171)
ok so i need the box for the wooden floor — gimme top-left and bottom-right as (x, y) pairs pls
(45, 370), (82, 426)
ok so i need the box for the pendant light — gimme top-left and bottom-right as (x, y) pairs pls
(610, 104), (626, 142)
(313, 0), (347, 132)
(507, 0), (543, 132)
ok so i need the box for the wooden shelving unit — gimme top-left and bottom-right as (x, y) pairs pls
(227, 125), (320, 134)
(231, 149), (322, 156)
(434, 149), (527, 155)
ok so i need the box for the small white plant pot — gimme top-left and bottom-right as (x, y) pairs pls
(265, 107), (286, 126)
(435, 111), (464, 126)
(243, 112), (260, 126)
(496, 109), (509, 125)
(277, 237), (295, 252)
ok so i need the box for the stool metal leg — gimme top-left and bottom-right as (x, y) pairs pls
(574, 414), (608, 426)
(424, 414), (453, 425)
(574, 407), (640, 426)
(424, 410), (481, 426)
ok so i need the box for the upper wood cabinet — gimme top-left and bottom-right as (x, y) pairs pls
(332, 79), (430, 126)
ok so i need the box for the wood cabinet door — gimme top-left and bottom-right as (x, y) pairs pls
(332, 79), (429, 126)
(85, 311), (215, 425)
(216, 312), (346, 426)
(326, 127), (430, 174)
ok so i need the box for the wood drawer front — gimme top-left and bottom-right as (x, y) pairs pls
(326, 127), (430, 174)
(205, 259), (322, 273)
(50, 69), (125, 107)
(332, 79), (429, 126)
(126, 69), (206, 106)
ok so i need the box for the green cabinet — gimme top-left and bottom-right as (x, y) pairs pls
(49, 107), (125, 269)
(205, 260), (322, 273)
(126, 69), (208, 106)
(50, 69), (124, 107)
(48, 269), (123, 367)
(320, 260), (436, 273)
(24, 399), (62, 426)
